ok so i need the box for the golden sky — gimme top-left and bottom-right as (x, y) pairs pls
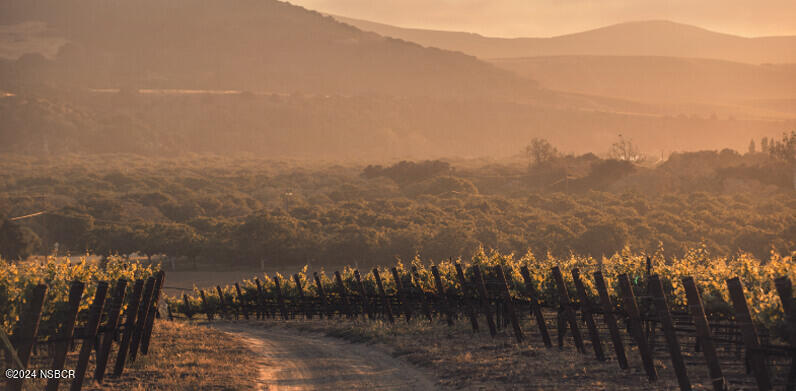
(291, 0), (796, 37)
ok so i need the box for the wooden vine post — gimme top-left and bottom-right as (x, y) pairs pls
(726, 277), (772, 391)
(682, 277), (726, 391)
(648, 275), (690, 391)
(455, 263), (479, 332)
(113, 279), (144, 377)
(593, 271), (628, 369)
(391, 267), (413, 322)
(431, 265), (454, 326)
(335, 271), (352, 318)
(7, 284), (47, 391)
(372, 268), (395, 323)
(644, 256), (655, 341)
(471, 265), (497, 337)
(273, 275), (289, 320)
(200, 290), (213, 320)
(773, 276), (796, 391)
(572, 268), (605, 361)
(94, 278), (128, 383)
(216, 285), (228, 319)
(46, 281), (84, 391)
(254, 278), (265, 319)
(494, 265), (524, 343)
(71, 282), (108, 391)
(235, 282), (250, 320)
(183, 294), (193, 320)
(129, 277), (156, 362)
(412, 266), (433, 321)
(141, 271), (165, 355)
(617, 273), (658, 382)
(551, 266), (585, 352)
(352, 270), (370, 319)
(292, 275), (309, 319)
(519, 266), (552, 348)
(314, 272), (329, 319)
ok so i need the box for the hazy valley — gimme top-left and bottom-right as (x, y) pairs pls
(0, 0), (793, 158)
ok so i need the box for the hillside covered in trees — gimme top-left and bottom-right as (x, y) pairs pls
(1, 139), (793, 268)
(0, 89), (790, 158)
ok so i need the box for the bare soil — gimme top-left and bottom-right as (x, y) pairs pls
(208, 321), (439, 391)
(234, 317), (720, 391)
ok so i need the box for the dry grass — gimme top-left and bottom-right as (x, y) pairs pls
(9, 316), (732, 390)
(283, 317), (716, 390)
(18, 320), (258, 391)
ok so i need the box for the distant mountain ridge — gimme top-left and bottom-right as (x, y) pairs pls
(492, 56), (796, 118)
(332, 16), (796, 64)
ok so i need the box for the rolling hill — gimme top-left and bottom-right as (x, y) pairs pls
(333, 16), (796, 64)
(1, 89), (789, 158)
(491, 56), (796, 118)
(0, 0), (540, 99)
(332, 15), (796, 119)
(0, 1), (791, 159)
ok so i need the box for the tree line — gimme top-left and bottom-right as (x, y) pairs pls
(0, 139), (793, 267)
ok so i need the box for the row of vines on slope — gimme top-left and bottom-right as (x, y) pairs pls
(168, 246), (796, 335)
(0, 256), (160, 335)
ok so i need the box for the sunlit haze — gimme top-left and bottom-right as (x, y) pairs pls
(292, 0), (796, 37)
(0, 1), (795, 390)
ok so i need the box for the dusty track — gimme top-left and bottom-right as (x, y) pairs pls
(209, 321), (439, 391)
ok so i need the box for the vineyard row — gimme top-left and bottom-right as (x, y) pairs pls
(2, 271), (165, 391)
(170, 262), (796, 391)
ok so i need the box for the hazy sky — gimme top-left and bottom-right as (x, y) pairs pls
(290, 0), (796, 37)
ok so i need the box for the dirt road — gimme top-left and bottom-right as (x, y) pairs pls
(209, 322), (439, 391)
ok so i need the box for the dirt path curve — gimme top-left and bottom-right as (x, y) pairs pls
(209, 321), (439, 391)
